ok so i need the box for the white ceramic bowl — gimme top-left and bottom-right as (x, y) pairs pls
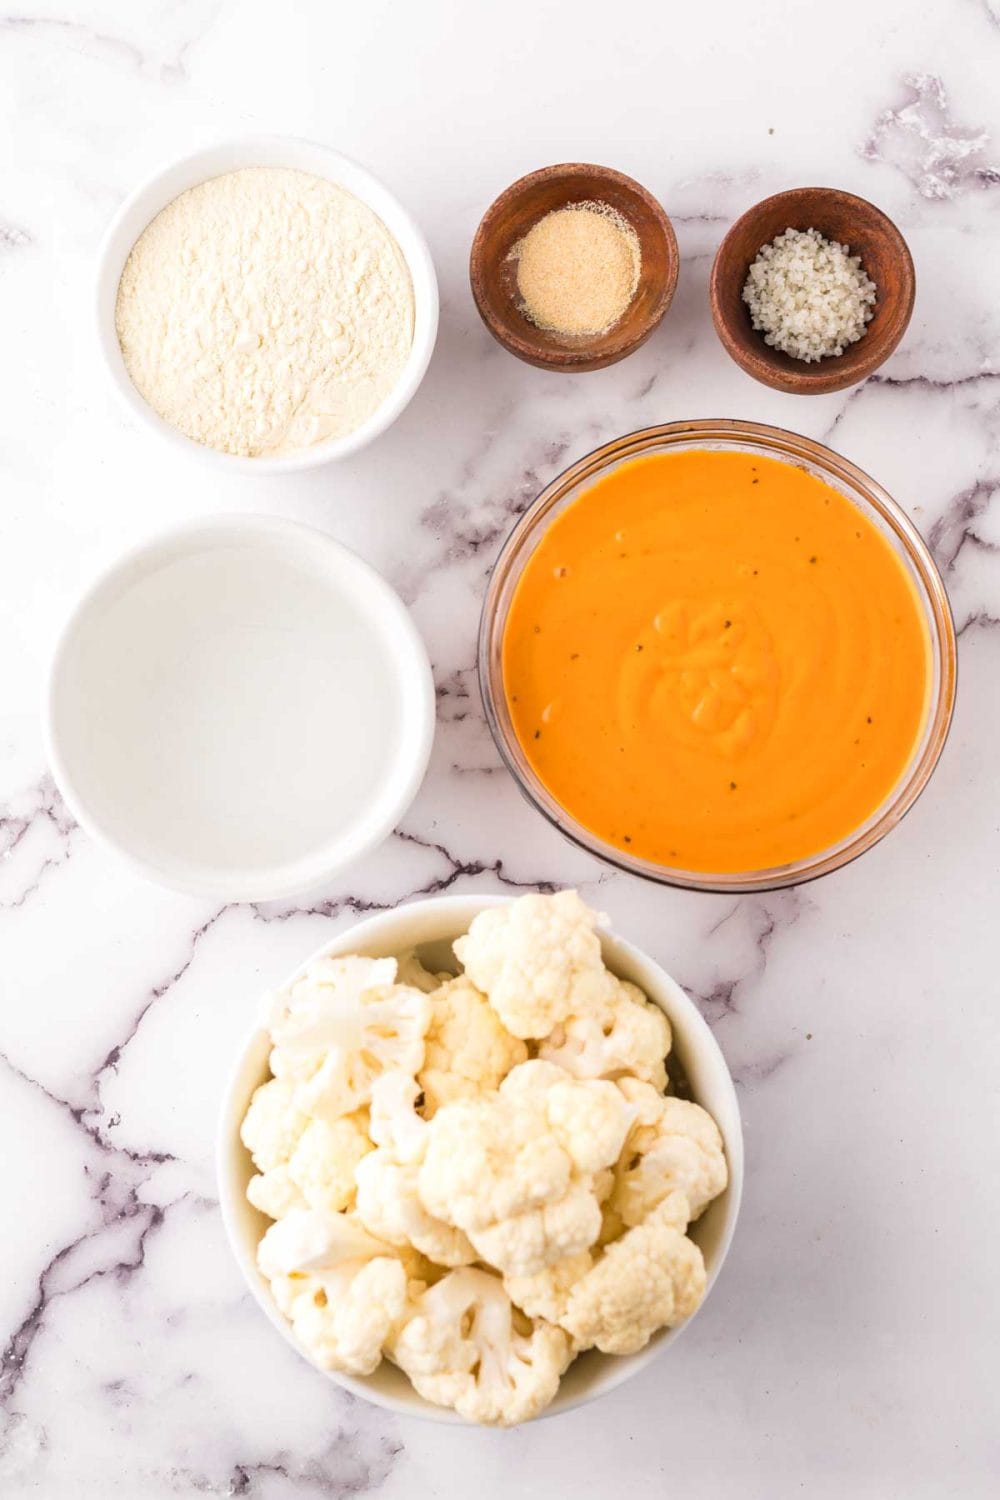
(45, 515), (435, 900)
(217, 894), (744, 1423)
(95, 136), (439, 473)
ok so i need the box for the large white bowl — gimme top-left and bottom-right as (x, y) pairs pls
(95, 136), (439, 473)
(45, 515), (435, 900)
(217, 894), (744, 1423)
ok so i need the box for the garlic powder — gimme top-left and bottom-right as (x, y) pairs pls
(115, 167), (414, 457)
(511, 201), (640, 337)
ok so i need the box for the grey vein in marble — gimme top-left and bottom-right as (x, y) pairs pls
(0, 1048), (176, 1415)
(927, 476), (1000, 572)
(418, 437), (571, 568)
(685, 891), (806, 1030)
(0, 775), (78, 910)
(860, 72), (1000, 197)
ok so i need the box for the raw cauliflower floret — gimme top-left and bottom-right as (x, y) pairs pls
(287, 1114), (373, 1215)
(500, 1060), (638, 1175)
(257, 1207), (407, 1376)
(610, 1077), (728, 1227)
(289, 1259), (409, 1376)
(240, 1077), (309, 1172)
(395, 951), (449, 993)
(356, 1153), (478, 1268)
(453, 890), (612, 1040)
(266, 955), (431, 1121)
(257, 1206), (390, 1279)
(539, 978), (671, 1091)
(389, 1267), (571, 1425)
(247, 1165), (305, 1220)
(560, 1192), (706, 1355)
(419, 975), (528, 1115)
(418, 1060), (633, 1276)
(266, 956), (397, 1075)
(505, 1253), (592, 1325)
(355, 1072), (477, 1267)
(367, 1069), (428, 1162)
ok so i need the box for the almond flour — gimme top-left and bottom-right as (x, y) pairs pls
(115, 167), (414, 457)
(510, 202), (641, 337)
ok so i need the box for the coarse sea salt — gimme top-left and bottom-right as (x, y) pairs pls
(742, 226), (877, 363)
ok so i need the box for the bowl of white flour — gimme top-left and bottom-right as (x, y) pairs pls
(96, 137), (438, 472)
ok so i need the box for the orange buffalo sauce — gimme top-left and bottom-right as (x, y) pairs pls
(502, 449), (930, 873)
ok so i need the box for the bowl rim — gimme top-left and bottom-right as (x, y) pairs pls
(44, 513), (435, 901)
(709, 186), (915, 395)
(469, 161), (679, 372)
(478, 418), (958, 894)
(95, 134), (439, 473)
(216, 892), (744, 1425)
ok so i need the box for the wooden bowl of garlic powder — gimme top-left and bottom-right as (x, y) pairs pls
(470, 163), (678, 371)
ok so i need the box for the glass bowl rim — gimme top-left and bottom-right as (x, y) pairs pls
(478, 418), (958, 894)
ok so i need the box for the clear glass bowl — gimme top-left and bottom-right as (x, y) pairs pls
(479, 419), (957, 893)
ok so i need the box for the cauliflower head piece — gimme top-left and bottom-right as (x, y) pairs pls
(286, 1113), (373, 1215)
(504, 1252), (593, 1326)
(390, 1267), (571, 1425)
(257, 1207), (408, 1376)
(367, 1070), (427, 1163)
(610, 1078), (728, 1228)
(395, 951), (450, 993)
(247, 1165), (304, 1220)
(453, 890), (611, 1040)
(419, 975), (528, 1115)
(417, 1060), (633, 1276)
(355, 1072), (477, 1268)
(560, 1192), (706, 1355)
(286, 1259), (409, 1377)
(266, 955), (431, 1121)
(241, 1073), (373, 1222)
(240, 1076), (309, 1173)
(539, 978), (671, 1091)
(356, 1153), (478, 1268)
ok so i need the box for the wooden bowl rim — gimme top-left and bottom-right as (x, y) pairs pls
(709, 186), (915, 395)
(470, 162), (679, 372)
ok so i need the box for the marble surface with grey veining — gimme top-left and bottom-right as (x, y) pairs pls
(1, 3), (998, 1495)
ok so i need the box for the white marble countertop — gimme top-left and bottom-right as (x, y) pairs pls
(2, 2), (998, 1495)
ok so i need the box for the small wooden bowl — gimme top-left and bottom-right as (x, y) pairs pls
(470, 163), (679, 372)
(709, 187), (915, 395)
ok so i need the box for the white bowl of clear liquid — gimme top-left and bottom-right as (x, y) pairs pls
(45, 516), (435, 900)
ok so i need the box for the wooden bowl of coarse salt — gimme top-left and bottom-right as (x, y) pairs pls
(709, 187), (915, 395)
(470, 163), (678, 372)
